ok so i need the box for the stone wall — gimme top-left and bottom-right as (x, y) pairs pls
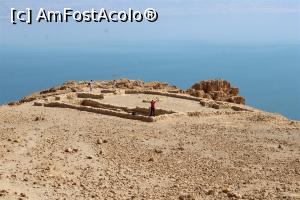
(44, 102), (155, 122)
(77, 93), (104, 100)
(81, 99), (175, 116)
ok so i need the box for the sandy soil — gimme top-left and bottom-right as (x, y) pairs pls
(0, 97), (299, 200)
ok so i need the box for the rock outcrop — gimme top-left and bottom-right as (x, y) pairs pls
(187, 80), (245, 104)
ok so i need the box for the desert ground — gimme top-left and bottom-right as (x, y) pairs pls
(0, 80), (299, 200)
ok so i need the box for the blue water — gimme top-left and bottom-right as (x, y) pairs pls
(0, 42), (299, 120)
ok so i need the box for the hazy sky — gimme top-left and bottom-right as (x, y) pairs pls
(0, 0), (299, 45)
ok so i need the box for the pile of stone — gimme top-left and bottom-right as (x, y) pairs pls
(187, 80), (245, 104)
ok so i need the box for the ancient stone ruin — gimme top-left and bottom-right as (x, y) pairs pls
(12, 79), (250, 122)
(187, 80), (245, 104)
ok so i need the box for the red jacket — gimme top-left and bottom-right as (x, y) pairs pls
(151, 100), (156, 108)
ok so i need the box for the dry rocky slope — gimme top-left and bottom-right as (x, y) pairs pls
(0, 79), (299, 200)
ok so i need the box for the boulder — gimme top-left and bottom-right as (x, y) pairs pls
(211, 103), (220, 109)
(188, 89), (205, 97)
(230, 87), (239, 96)
(211, 91), (227, 101)
(8, 101), (20, 106)
(178, 194), (195, 200)
(33, 101), (44, 106)
(230, 96), (245, 104)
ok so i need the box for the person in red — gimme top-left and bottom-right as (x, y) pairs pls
(149, 100), (156, 116)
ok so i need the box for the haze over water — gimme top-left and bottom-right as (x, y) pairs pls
(0, 1), (300, 120)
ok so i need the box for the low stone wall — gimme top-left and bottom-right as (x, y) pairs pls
(125, 90), (204, 102)
(81, 99), (175, 116)
(38, 89), (252, 122)
(132, 106), (174, 116)
(81, 99), (130, 112)
(125, 90), (251, 112)
(44, 102), (155, 122)
(101, 89), (116, 93)
(77, 93), (104, 99)
(19, 90), (70, 103)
